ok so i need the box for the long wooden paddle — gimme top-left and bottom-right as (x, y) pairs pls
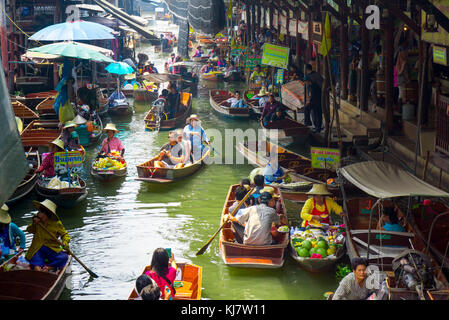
(37, 222), (99, 278)
(196, 187), (254, 256)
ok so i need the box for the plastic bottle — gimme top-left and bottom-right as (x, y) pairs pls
(164, 286), (173, 300)
(290, 227), (295, 236)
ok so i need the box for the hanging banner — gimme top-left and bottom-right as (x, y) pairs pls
(289, 19), (297, 35)
(310, 147), (341, 170)
(298, 20), (308, 40)
(245, 53), (263, 74)
(261, 43), (290, 69)
(54, 150), (84, 174)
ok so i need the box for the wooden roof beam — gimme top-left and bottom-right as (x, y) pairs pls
(414, 0), (449, 34)
(378, 0), (420, 35)
(334, 0), (363, 25)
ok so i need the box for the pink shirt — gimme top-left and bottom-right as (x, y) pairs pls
(100, 137), (124, 154)
(38, 152), (55, 177)
(145, 266), (177, 298)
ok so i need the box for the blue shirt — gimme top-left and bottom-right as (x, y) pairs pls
(264, 163), (284, 184)
(383, 222), (405, 233)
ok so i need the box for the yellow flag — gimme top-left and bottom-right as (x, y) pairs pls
(320, 12), (331, 57)
(228, 0), (233, 19)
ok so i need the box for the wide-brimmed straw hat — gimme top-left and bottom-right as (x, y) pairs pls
(73, 114), (87, 125)
(50, 138), (65, 151)
(306, 183), (332, 196)
(32, 199), (58, 219)
(124, 73), (136, 80)
(0, 204), (11, 224)
(257, 87), (269, 97)
(63, 121), (76, 129)
(186, 114), (200, 123)
(260, 186), (279, 198)
(103, 123), (119, 133)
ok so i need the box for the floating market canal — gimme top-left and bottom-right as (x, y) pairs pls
(8, 21), (341, 300)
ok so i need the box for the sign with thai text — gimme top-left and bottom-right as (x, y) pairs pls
(433, 45), (448, 66)
(261, 43), (290, 69)
(310, 147), (341, 170)
(54, 151), (84, 174)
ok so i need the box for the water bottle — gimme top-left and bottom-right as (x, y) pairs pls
(165, 286), (173, 300)
(290, 227), (295, 236)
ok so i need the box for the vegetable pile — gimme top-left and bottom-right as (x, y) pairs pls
(93, 152), (126, 171)
(291, 224), (346, 259)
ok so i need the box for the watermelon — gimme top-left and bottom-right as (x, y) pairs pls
(316, 247), (327, 258)
(301, 240), (312, 250)
(298, 248), (310, 258)
(309, 247), (317, 256)
(317, 240), (328, 250)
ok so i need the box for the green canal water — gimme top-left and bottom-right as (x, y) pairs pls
(8, 21), (343, 300)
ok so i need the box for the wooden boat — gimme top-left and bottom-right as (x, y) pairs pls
(261, 118), (310, 145)
(108, 98), (133, 116)
(243, 89), (265, 118)
(209, 90), (250, 119)
(36, 97), (57, 119)
(200, 71), (223, 82)
(281, 80), (306, 113)
(11, 100), (39, 124)
(90, 158), (127, 181)
(12, 91), (57, 110)
(144, 92), (192, 131)
(133, 89), (158, 103)
(410, 201), (449, 270)
(192, 56), (209, 63)
(35, 175), (88, 208)
(20, 120), (61, 150)
(75, 117), (103, 147)
(0, 251), (72, 300)
(219, 184), (289, 268)
(198, 38), (215, 46)
(128, 262), (202, 300)
(5, 150), (40, 206)
(343, 197), (449, 299)
(136, 148), (210, 184)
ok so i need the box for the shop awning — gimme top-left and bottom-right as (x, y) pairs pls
(93, 0), (159, 41)
(338, 161), (449, 199)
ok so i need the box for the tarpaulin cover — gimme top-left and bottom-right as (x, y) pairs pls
(163, 0), (226, 36)
(0, 60), (28, 204)
(338, 161), (449, 199)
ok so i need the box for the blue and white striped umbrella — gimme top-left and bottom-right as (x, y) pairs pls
(29, 20), (115, 41)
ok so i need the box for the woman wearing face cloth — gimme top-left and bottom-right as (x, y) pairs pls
(183, 114), (209, 162)
(61, 121), (81, 151)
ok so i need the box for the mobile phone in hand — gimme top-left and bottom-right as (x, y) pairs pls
(165, 248), (172, 258)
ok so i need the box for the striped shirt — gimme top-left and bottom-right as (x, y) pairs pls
(333, 272), (374, 300)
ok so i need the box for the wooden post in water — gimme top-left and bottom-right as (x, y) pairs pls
(340, 6), (348, 101)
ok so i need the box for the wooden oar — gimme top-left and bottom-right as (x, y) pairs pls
(25, 147), (33, 158)
(37, 222), (99, 278)
(196, 188), (254, 256)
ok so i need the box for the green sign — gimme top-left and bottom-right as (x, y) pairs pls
(231, 45), (245, 58)
(433, 46), (448, 66)
(261, 43), (290, 69)
(376, 234), (391, 240)
(244, 53), (262, 74)
(311, 147), (341, 170)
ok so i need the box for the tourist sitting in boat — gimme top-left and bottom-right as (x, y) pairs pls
(225, 192), (286, 246)
(377, 206), (405, 232)
(177, 129), (192, 166)
(154, 131), (185, 169)
(226, 91), (247, 108)
(227, 186), (252, 243)
(0, 204), (26, 261)
(99, 123), (125, 158)
(300, 184), (345, 228)
(268, 107), (290, 123)
(250, 174), (266, 204)
(108, 89), (126, 107)
(261, 94), (282, 126)
(183, 114), (210, 162)
(217, 56), (227, 68)
(264, 147), (293, 185)
(61, 121), (81, 151)
(193, 45), (204, 58)
(134, 274), (166, 300)
(200, 61), (215, 74)
(37, 139), (65, 178)
(249, 64), (266, 86)
(26, 199), (70, 273)
(333, 257), (376, 300)
(223, 60), (237, 78)
(144, 248), (177, 300)
(167, 85), (180, 119)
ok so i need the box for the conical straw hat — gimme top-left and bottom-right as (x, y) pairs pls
(32, 199), (59, 220)
(103, 123), (119, 133)
(73, 114), (87, 125)
(50, 138), (65, 151)
(306, 183), (332, 196)
(0, 204), (11, 224)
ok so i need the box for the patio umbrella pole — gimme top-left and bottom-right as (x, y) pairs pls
(366, 198), (382, 262)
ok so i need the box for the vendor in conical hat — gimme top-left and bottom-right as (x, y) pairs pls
(61, 120), (81, 151)
(99, 123), (125, 158)
(300, 184), (345, 228)
(0, 204), (26, 258)
(37, 138), (65, 177)
(25, 199), (70, 273)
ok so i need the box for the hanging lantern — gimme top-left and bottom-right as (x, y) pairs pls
(425, 13), (438, 32)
